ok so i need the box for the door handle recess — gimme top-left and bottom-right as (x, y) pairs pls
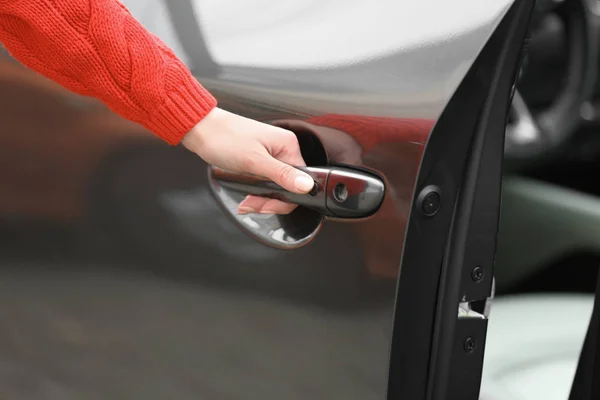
(210, 166), (386, 219)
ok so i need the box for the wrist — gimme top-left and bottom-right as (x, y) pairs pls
(181, 107), (226, 152)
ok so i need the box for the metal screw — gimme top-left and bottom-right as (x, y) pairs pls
(464, 337), (477, 353)
(471, 266), (484, 282)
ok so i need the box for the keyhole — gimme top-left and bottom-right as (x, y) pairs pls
(333, 183), (348, 202)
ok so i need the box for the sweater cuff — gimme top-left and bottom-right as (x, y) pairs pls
(145, 73), (217, 145)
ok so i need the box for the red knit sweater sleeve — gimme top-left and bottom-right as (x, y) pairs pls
(0, 0), (217, 144)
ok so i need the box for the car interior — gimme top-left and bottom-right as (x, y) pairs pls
(0, 0), (597, 399)
(480, 1), (600, 399)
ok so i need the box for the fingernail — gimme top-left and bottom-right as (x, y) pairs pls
(238, 206), (256, 215)
(294, 174), (314, 193)
(260, 211), (276, 215)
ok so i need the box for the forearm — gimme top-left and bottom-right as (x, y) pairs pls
(0, 0), (217, 144)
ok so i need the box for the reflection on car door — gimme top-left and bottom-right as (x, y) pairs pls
(0, 0), (533, 399)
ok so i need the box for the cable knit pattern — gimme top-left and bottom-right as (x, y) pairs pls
(0, 0), (217, 144)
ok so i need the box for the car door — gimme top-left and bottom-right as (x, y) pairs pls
(0, 0), (533, 399)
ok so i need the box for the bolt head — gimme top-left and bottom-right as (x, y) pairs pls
(464, 337), (477, 353)
(471, 266), (484, 282)
(417, 186), (441, 217)
(422, 193), (440, 216)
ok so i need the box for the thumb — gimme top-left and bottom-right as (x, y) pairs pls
(252, 155), (314, 194)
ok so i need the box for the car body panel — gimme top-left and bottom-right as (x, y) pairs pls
(124, 0), (512, 119)
(0, 58), (155, 220)
(124, 0), (514, 282)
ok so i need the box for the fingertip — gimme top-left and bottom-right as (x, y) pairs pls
(239, 195), (267, 214)
(238, 206), (256, 215)
(260, 200), (297, 215)
(294, 174), (315, 193)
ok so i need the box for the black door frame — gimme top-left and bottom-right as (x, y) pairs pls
(388, 1), (535, 399)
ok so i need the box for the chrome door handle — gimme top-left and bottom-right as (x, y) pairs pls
(209, 165), (385, 219)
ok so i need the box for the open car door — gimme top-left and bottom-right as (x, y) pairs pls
(0, 0), (533, 398)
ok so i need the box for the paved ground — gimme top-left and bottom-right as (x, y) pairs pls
(0, 258), (394, 399)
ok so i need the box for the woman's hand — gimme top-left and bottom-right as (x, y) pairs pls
(181, 107), (314, 215)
